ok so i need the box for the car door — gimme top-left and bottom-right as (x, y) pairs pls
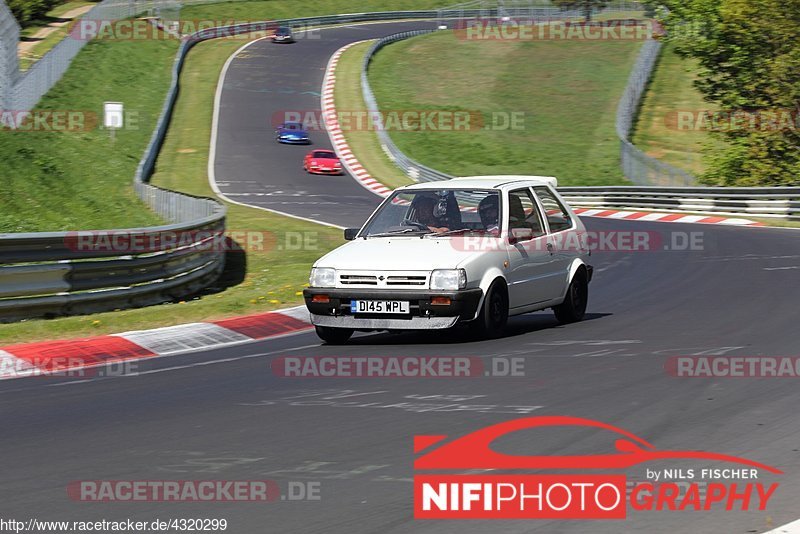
(533, 185), (579, 300)
(504, 188), (559, 309)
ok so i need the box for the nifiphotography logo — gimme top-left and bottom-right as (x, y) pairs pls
(413, 416), (781, 519)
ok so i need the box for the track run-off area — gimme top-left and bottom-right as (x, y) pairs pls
(1, 20), (799, 534)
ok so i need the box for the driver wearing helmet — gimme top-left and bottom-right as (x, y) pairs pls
(478, 195), (500, 236)
(413, 196), (450, 233)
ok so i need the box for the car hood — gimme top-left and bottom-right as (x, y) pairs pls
(310, 158), (339, 165)
(280, 130), (307, 136)
(315, 237), (480, 271)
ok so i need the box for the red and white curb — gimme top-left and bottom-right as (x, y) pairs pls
(572, 208), (764, 227)
(322, 45), (766, 227)
(322, 41), (392, 198)
(0, 307), (313, 380)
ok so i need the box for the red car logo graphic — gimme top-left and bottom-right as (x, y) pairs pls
(414, 416), (782, 473)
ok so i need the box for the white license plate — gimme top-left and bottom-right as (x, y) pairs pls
(351, 300), (410, 314)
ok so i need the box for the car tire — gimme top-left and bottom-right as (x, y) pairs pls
(315, 326), (353, 345)
(553, 269), (588, 324)
(474, 281), (508, 339)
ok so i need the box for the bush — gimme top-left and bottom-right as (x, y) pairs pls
(7, 0), (62, 26)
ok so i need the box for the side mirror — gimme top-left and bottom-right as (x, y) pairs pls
(508, 227), (533, 244)
(344, 228), (360, 241)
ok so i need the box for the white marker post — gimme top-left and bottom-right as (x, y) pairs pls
(104, 102), (124, 141)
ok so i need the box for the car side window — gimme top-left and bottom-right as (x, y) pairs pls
(507, 189), (545, 237)
(534, 186), (573, 233)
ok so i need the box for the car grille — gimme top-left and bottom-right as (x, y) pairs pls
(339, 274), (377, 286)
(385, 275), (427, 286)
(337, 271), (430, 289)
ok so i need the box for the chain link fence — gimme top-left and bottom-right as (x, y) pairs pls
(616, 39), (696, 185)
(0, 0), (174, 114)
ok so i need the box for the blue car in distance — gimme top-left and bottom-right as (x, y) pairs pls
(275, 122), (310, 144)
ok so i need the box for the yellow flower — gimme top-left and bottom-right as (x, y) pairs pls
(295, 291), (303, 296)
(269, 299), (280, 304)
(250, 299), (257, 304)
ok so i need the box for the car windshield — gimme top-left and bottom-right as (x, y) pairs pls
(283, 123), (302, 130)
(312, 151), (335, 158)
(278, 27), (291, 34)
(361, 189), (501, 237)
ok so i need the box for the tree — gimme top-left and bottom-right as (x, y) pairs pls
(552, 0), (608, 22)
(654, 0), (800, 186)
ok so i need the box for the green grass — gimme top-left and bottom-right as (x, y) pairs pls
(334, 41), (412, 190)
(19, 0), (92, 35)
(367, 31), (641, 186)
(0, 36), (344, 344)
(631, 43), (724, 176)
(180, 0), (456, 21)
(0, 37), (177, 233)
(0, 0), (459, 342)
(19, 1), (94, 70)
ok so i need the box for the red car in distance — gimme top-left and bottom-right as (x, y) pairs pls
(303, 149), (344, 175)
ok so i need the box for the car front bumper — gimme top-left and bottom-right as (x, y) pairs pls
(303, 288), (483, 330)
(278, 137), (310, 144)
(308, 167), (345, 175)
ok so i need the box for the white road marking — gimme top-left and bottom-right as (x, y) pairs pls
(0, 350), (41, 379)
(764, 519), (800, 534)
(116, 322), (252, 355)
(46, 343), (320, 387)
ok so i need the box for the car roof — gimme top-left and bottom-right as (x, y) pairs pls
(400, 175), (558, 191)
(312, 149), (336, 155)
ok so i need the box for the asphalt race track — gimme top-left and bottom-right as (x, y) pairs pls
(213, 21), (441, 228)
(2, 21), (800, 534)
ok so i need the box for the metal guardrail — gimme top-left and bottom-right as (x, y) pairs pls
(361, 29), (450, 184)
(0, 10), (497, 322)
(558, 186), (800, 220)
(360, 29), (800, 219)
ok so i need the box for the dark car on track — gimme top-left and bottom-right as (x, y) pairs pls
(275, 122), (310, 144)
(272, 26), (295, 43)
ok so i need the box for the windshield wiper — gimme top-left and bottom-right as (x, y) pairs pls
(427, 228), (485, 237)
(367, 228), (429, 237)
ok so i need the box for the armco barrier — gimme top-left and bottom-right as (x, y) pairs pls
(359, 29), (799, 218)
(0, 10), (475, 322)
(558, 187), (800, 220)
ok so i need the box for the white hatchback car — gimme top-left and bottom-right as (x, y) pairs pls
(304, 176), (593, 344)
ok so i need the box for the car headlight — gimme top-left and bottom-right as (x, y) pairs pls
(430, 269), (466, 290)
(309, 267), (336, 288)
